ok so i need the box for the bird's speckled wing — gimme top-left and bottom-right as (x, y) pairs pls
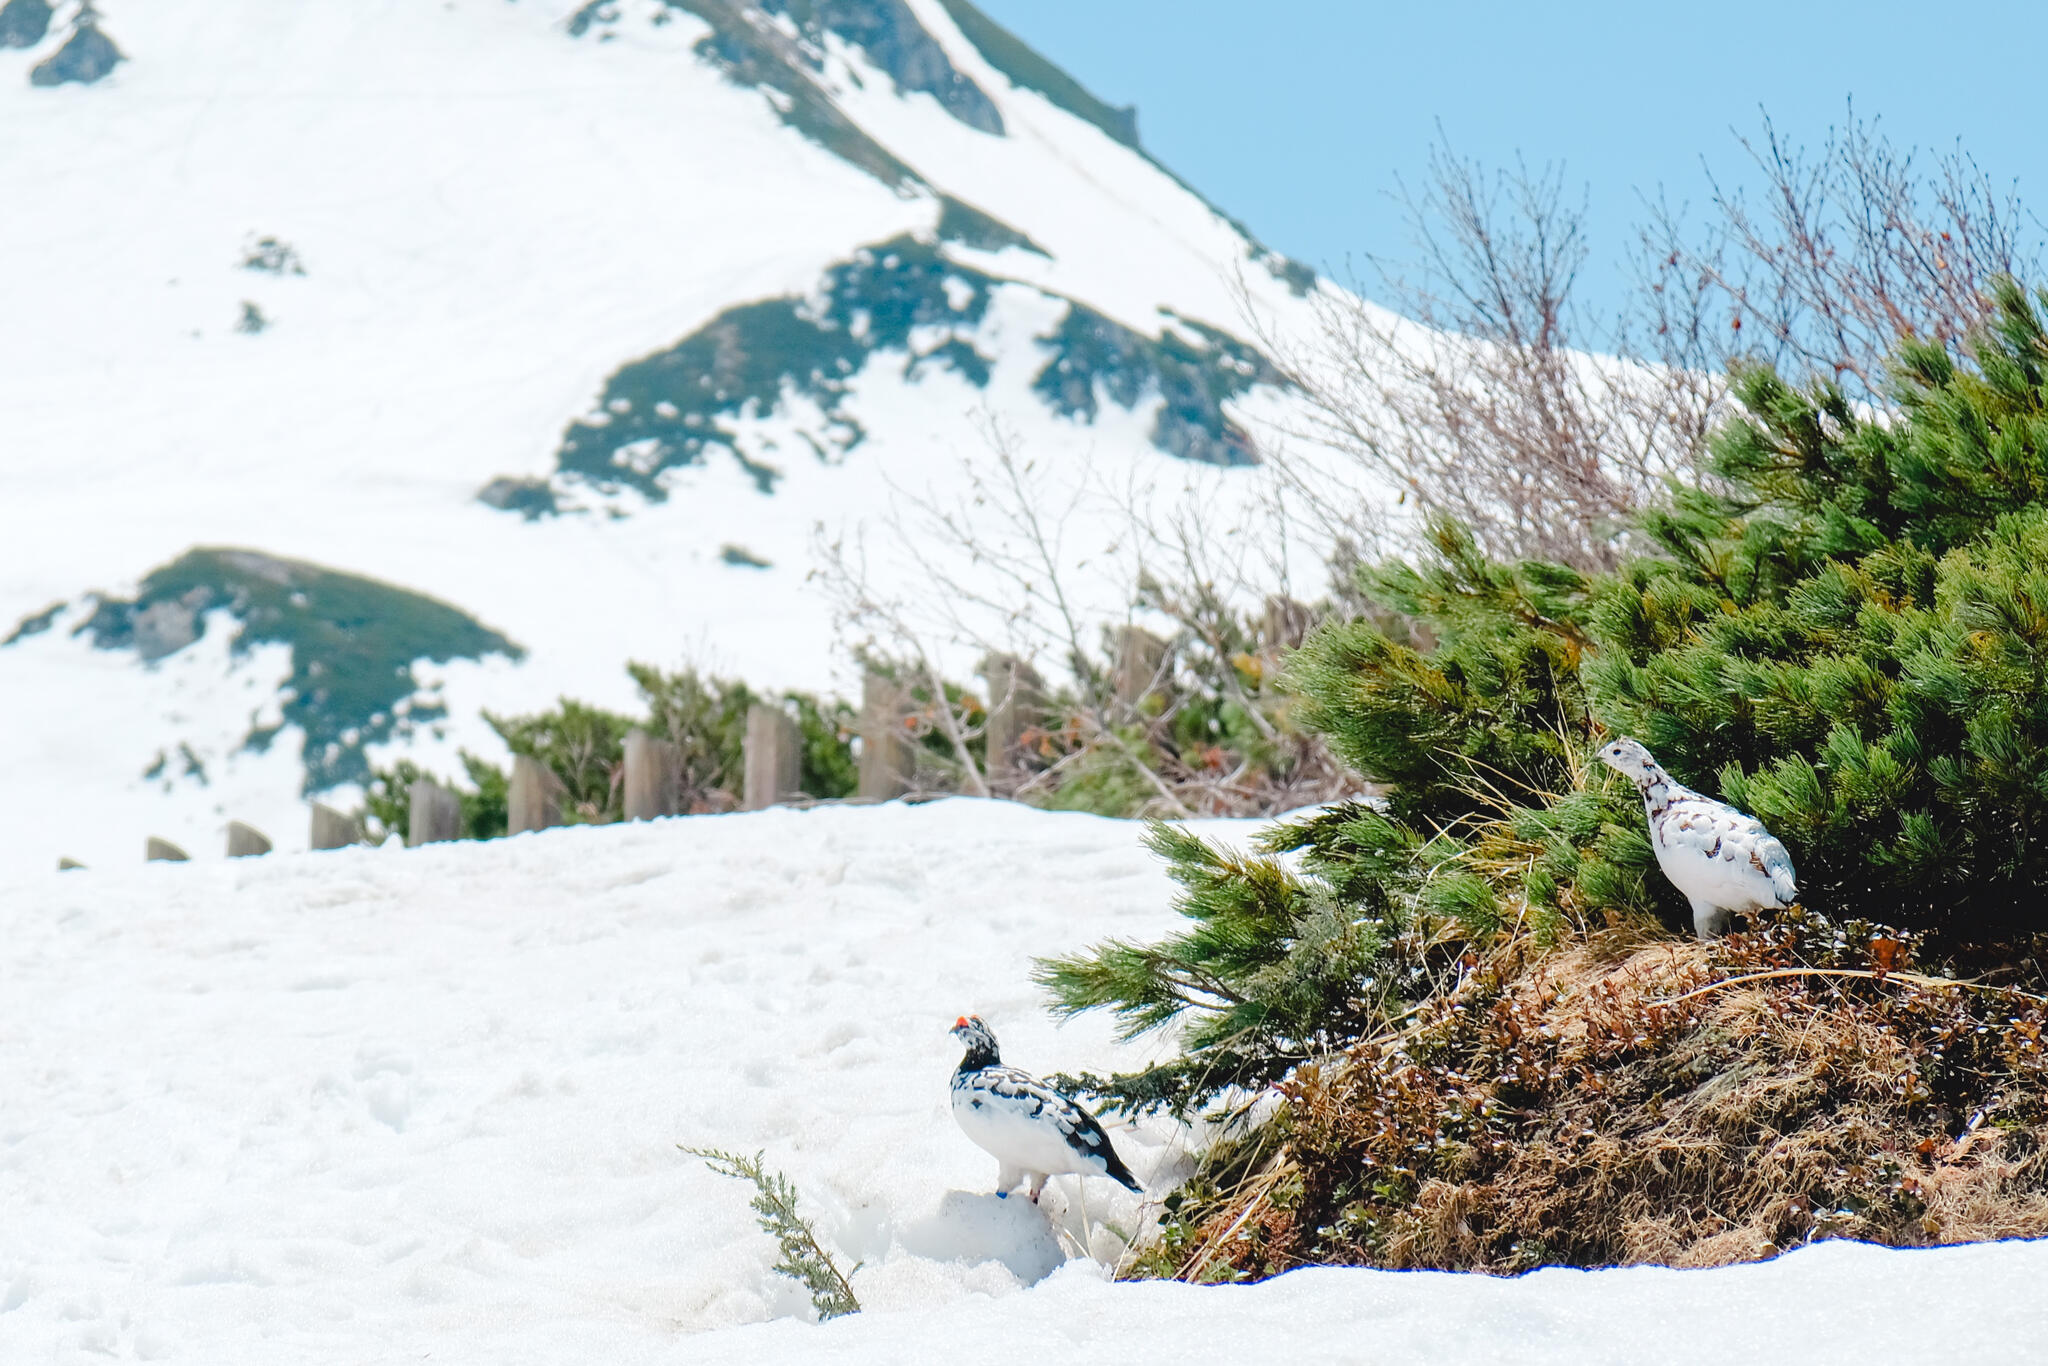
(951, 1065), (1140, 1189)
(967, 1065), (1117, 1155)
(1657, 795), (1799, 905)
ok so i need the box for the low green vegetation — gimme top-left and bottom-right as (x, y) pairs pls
(553, 237), (991, 499)
(0, 0), (53, 51)
(28, 7), (121, 87)
(1034, 305), (1277, 467)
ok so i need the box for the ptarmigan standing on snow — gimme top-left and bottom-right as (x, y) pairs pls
(948, 1014), (1141, 1242)
(1598, 736), (1799, 938)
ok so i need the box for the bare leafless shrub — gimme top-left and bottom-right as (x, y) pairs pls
(810, 417), (1357, 817)
(1250, 136), (1722, 572)
(812, 418), (1189, 811)
(809, 521), (992, 802)
(1659, 107), (2042, 399)
(1251, 111), (2041, 571)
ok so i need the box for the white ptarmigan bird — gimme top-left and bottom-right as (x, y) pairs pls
(948, 1015), (1141, 1213)
(1598, 736), (1800, 938)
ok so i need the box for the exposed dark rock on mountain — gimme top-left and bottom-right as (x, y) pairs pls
(476, 476), (561, 519)
(1033, 305), (1273, 468)
(70, 549), (521, 789)
(760, 0), (1002, 134)
(0, 0), (52, 50)
(29, 14), (123, 86)
(933, 0), (1135, 147)
(540, 215), (1276, 507)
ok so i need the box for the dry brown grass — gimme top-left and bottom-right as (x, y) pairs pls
(1144, 916), (2048, 1280)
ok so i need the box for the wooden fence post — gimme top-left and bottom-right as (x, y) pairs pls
(1113, 627), (1170, 708)
(226, 821), (273, 858)
(623, 728), (681, 820)
(146, 837), (189, 863)
(857, 672), (909, 801)
(980, 653), (1044, 798)
(743, 703), (803, 811)
(310, 802), (361, 851)
(408, 778), (462, 846)
(507, 754), (565, 834)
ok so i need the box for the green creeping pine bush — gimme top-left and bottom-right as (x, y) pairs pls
(1285, 520), (1595, 830)
(632, 662), (758, 806)
(1039, 815), (1421, 1114)
(1043, 279), (2048, 1114)
(1593, 279), (2048, 931)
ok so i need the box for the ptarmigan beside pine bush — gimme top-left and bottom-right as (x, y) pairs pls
(1597, 736), (1800, 937)
(948, 1014), (1140, 1248)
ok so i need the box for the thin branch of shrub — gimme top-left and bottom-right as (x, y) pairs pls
(681, 1146), (861, 1321)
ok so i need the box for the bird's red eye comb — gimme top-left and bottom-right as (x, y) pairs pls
(953, 1016), (970, 1029)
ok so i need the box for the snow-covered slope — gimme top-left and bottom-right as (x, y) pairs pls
(0, 0), (1360, 875)
(1, 802), (2038, 1363)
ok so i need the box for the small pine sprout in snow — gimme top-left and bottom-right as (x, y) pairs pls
(681, 1146), (861, 1322)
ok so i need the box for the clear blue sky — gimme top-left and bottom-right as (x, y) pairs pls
(976, 0), (2046, 320)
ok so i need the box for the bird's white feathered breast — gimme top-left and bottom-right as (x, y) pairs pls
(950, 1065), (1124, 1181)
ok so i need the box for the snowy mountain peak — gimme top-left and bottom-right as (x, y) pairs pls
(490, 0), (1308, 513)
(567, 1), (1133, 163)
(0, 0), (1333, 873)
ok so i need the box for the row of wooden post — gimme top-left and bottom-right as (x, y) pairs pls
(136, 681), (939, 861)
(138, 820), (275, 864)
(139, 811), (342, 864)
(132, 604), (1312, 862)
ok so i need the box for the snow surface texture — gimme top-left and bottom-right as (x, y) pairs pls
(0, 0), (1379, 876)
(0, 801), (1187, 1359)
(4, 801), (2045, 1364)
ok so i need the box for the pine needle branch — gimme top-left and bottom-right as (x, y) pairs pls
(681, 1146), (861, 1321)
